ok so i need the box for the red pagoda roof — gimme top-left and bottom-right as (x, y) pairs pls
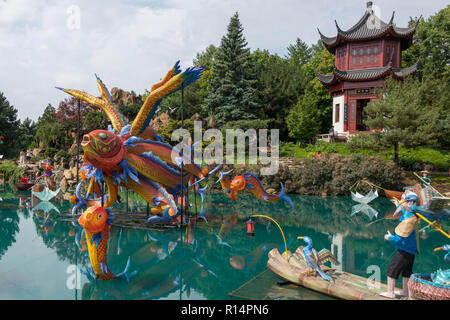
(316, 60), (419, 87)
(318, 2), (421, 54)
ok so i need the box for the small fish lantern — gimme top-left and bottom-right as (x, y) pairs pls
(246, 218), (255, 237)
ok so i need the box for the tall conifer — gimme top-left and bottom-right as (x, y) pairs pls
(202, 12), (259, 126)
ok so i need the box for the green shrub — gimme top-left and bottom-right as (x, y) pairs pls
(0, 160), (25, 183)
(210, 154), (405, 196)
(56, 150), (71, 159)
(29, 155), (45, 163)
(44, 147), (58, 158)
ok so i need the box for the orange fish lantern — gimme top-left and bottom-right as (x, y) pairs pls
(217, 171), (294, 208)
(57, 62), (215, 225)
(78, 206), (130, 280)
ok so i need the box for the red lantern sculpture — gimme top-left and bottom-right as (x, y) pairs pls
(246, 218), (255, 237)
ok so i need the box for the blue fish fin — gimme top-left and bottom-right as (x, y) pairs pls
(279, 182), (294, 208)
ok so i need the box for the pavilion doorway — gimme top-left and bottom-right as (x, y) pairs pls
(356, 99), (370, 131)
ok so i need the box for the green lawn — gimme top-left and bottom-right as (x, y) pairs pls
(280, 141), (450, 170)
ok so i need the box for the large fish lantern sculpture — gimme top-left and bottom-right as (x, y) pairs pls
(217, 171), (294, 208)
(58, 62), (210, 223)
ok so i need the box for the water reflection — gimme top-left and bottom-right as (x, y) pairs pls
(0, 199), (21, 260)
(0, 186), (447, 300)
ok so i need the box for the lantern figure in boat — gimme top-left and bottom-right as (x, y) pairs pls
(246, 219), (255, 237)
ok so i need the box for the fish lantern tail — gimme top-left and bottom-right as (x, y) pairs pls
(279, 182), (294, 209)
(115, 256), (137, 282)
(196, 185), (208, 223)
(317, 268), (331, 281)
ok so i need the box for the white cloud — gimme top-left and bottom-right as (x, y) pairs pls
(0, 0), (446, 121)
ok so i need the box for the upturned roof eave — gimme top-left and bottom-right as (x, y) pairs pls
(316, 61), (418, 86)
(318, 11), (420, 53)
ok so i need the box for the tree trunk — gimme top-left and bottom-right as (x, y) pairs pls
(394, 142), (399, 164)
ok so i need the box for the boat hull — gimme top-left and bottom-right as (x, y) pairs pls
(15, 182), (35, 191)
(383, 189), (403, 200)
(267, 247), (400, 300)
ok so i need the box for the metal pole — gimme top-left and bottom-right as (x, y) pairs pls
(194, 183), (197, 216)
(101, 181), (104, 207)
(75, 243), (78, 300)
(180, 83), (184, 225)
(76, 99), (80, 185)
(186, 179), (189, 218)
(146, 202), (149, 217)
(75, 99), (81, 215)
(126, 188), (129, 214)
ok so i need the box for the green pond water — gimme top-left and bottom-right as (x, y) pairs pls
(0, 186), (447, 300)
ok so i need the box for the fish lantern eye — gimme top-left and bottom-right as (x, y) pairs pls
(99, 132), (107, 140)
(97, 213), (102, 220)
(246, 218), (255, 237)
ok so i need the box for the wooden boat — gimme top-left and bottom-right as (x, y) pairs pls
(14, 182), (35, 191)
(267, 247), (402, 300)
(383, 189), (403, 200)
(32, 183), (57, 193)
(32, 183), (45, 193)
(408, 273), (450, 300)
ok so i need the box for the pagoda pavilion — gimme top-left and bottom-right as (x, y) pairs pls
(316, 2), (420, 137)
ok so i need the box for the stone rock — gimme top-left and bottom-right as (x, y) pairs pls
(60, 178), (68, 192)
(68, 143), (77, 155)
(149, 111), (171, 131)
(111, 87), (143, 106)
(208, 114), (216, 128)
(67, 179), (77, 188)
(64, 169), (73, 180)
(266, 188), (276, 194)
(32, 148), (42, 157)
(190, 113), (206, 127)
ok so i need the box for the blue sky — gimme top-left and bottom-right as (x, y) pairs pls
(0, 0), (447, 121)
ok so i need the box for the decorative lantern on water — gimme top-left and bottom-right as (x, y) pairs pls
(246, 218), (255, 237)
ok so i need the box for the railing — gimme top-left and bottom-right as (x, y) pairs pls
(316, 132), (349, 142)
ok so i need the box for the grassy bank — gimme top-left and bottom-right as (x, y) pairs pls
(280, 141), (450, 170)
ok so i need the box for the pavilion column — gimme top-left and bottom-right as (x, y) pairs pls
(343, 91), (349, 132)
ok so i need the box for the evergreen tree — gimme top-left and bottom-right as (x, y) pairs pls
(363, 76), (433, 163)
(202, 12), (259, 126)
(286, 38), (312, 66)
(17, 118), (36, 151)
(252, 49), (307, 140)
(0, 92), (20, 158)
